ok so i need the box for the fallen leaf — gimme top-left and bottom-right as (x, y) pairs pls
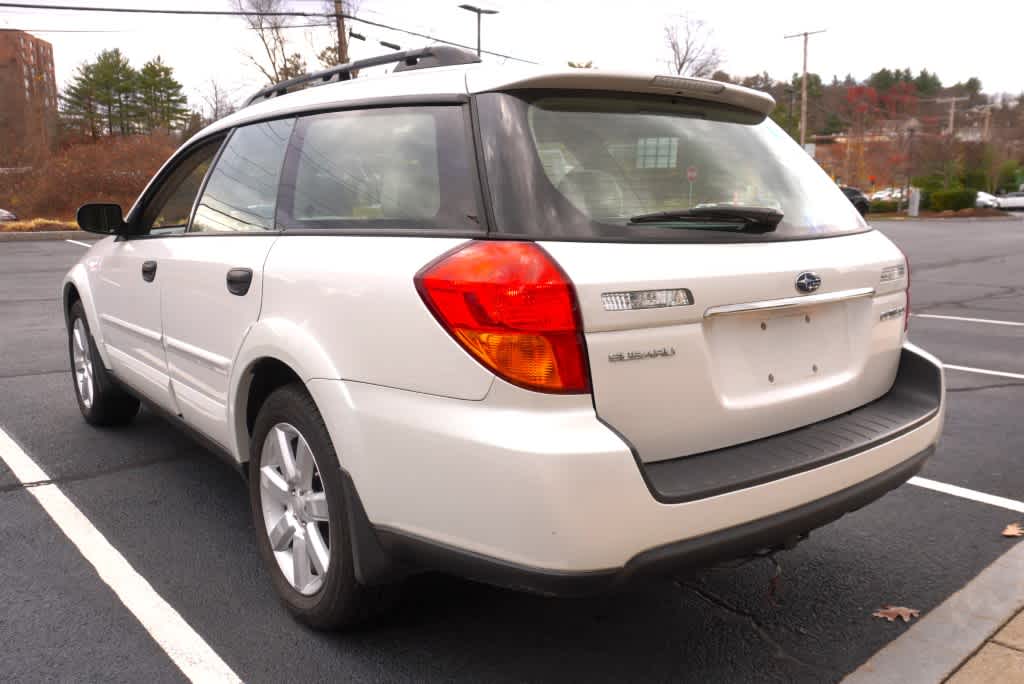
(872, 605), (920, 623)
(1003, 522), (1024, 538)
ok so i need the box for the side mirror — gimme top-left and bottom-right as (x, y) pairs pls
(77, 203), (127, 235)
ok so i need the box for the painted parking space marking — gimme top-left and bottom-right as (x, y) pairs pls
(0, 426), (241, 684)
(64, 239), (92, 248)
(908, 476), (1024, 514)
(944, 364), (1024, 381)
(915, 313), (1024, 327)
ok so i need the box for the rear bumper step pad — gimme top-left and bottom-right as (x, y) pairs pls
(642, 347), (943, 503)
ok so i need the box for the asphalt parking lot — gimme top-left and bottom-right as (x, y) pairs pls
(1, 216), (1023, 683)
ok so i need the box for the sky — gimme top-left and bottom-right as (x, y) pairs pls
(1, 0), (1022, 115)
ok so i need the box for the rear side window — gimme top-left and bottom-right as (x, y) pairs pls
(476, 92), (869, 243)
(277, 106), (480, 232)
(191, 118), (294, 233)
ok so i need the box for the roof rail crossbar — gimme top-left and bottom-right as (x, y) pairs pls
(242, 46), (480, 107)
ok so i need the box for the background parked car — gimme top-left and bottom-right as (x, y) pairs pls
(998, 192), (1024, 210)
(841, 186), (870, 215)
(975, 191), (999, 209)
(0, 208), (17, 222)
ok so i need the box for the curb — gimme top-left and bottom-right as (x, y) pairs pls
(0, 231), (101, 242)
(843, 539), (1024, 683)
(870, 215), (1017, 222)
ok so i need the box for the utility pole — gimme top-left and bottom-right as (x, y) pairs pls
(458, 4), (499, 56)
(976, 104), (994, 142)
(933, 96), (968, 136)
(333, 0), (349, 64)
(784, 29), (826, 148)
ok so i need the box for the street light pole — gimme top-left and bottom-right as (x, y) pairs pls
(458, 4), (499, 56)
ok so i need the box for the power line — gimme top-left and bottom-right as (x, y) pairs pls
(3, 21), (334, 33)
(0, 2), (331, 17)
(0, 2), (537, 63)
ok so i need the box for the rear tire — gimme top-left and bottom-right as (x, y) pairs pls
(249, 383), (394, 630)
(67, 301), (140, 426)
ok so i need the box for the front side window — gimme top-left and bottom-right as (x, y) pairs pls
(477, 92), (869, 242)
(191, 118), (294, 233)
(277, 106), (479, 232)
(137, 137), (222, 234)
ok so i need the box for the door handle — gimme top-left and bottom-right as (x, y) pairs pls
(141, 260), (157, 282)
(226, 268), (253, 296)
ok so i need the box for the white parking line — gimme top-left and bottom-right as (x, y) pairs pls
(944, 364), (1024, 381)
(64, 239), (92, 248)
(0, 427), (241, 683)
(915, 313), (1024, 327)
(908, 476), (1024, 514)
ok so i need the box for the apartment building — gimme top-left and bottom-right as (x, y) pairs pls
(0, 30), (58, 165)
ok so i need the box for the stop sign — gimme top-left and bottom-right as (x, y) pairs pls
(686, 166), (698, 182)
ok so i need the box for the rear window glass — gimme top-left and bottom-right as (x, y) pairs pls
(477, 93), (869, 242)
(277, 106), (480, 232)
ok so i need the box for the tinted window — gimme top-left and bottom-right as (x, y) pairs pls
(277, 106), (479, 232)
(477, 93), (870, 243)
(191, 118), (294, 233)
(139, 138), (222, 234)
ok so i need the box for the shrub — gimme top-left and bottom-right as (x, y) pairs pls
(2, 134), (178, 221)
(870, 200), (899, 213)
(911, 174), (946, 193)
(930, 189), (977, 212)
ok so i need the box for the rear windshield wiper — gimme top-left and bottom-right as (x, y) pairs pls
(628, 204), (784, 233)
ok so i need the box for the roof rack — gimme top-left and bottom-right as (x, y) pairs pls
(242, 46), (481, 107)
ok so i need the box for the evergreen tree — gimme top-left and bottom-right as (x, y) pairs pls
(60, 50), (191, 137)
(868, 68), (896, 92)
(90, 49), (137, 135)
(135, 57), (189, 132)
(61, 61), (102, 138)
(913, 69), (942, 95)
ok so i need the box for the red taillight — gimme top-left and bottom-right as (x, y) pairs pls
(415, 241), (591, 394)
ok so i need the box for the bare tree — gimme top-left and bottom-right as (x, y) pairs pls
(664, 16), (722, 79)
(202, 80), (237, 122)
(236, 0), (307, 83)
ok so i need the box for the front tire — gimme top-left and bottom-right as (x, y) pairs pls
(67, 301), (140, 426)
(249, 383), (392, 630)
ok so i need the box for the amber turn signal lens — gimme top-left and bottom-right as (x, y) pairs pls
(414, 241), (590, 394)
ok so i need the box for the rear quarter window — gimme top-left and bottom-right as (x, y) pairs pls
(276, 106), (481, 233)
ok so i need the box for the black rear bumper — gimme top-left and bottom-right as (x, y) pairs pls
(346, 347), (943, 597)
(642, 347), (943, 503)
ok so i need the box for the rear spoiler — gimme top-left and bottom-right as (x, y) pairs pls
(466, 69), (775, 116)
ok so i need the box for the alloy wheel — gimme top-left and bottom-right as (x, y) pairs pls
(259, 423), (331, 595)
(72, 319), (94, 409)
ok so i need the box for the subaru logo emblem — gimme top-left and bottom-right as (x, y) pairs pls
(795, 272), (822, 293)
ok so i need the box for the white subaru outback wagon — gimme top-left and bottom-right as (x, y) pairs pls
(64, 47), (945, 629)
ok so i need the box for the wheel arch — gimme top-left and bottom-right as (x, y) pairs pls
(229, 317), (342, 466)
(62, 265), (113, 369)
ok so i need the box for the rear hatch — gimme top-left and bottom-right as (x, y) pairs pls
(474, 89), (910, 462)
(544, 234), (907, 462)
